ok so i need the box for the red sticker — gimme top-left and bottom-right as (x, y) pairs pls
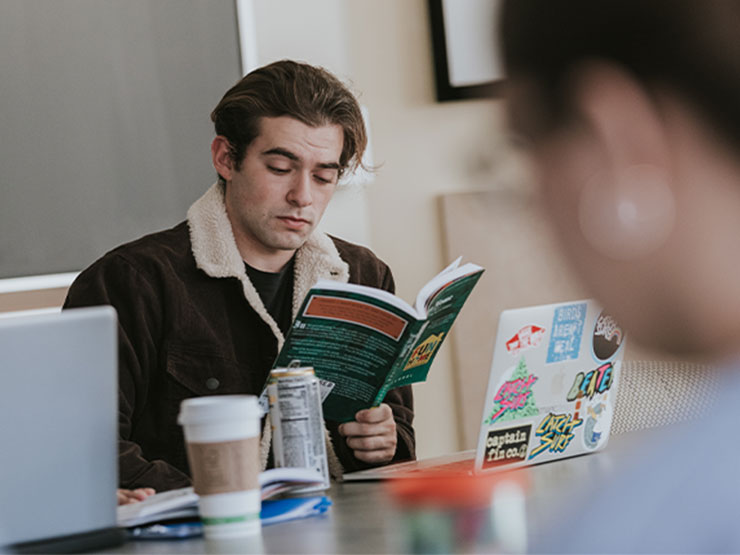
(506, 325), (546, 355)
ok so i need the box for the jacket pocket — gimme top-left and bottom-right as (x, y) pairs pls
(165, 343), (247, 397)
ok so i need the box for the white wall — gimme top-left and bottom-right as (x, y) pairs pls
(251, 0), (519, 458)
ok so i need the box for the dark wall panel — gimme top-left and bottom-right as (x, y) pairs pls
(0, 0), (241, 278)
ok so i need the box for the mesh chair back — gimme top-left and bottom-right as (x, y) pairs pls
(611, 360), (720, 435)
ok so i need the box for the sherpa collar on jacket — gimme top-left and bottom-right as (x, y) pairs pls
(186, 182), (350, 350)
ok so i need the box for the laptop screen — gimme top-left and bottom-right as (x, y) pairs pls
(0, 307), (120, 550)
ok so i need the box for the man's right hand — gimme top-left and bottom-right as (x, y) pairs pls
(117, 487), (155, 505)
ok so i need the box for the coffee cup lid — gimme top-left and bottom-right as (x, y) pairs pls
(178, 395), (260, 426)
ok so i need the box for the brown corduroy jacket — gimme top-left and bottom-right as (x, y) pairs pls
(64, 184), (415, 492)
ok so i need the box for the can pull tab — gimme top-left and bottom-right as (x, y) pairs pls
(288, 360), (302, 369)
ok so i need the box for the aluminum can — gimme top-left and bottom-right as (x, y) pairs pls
(267, 366), (330, 490)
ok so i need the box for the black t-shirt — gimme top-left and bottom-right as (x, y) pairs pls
(244, 257), (295, 336)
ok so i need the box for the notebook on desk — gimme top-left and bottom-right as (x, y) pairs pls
(343, 299), (626, 480)
(0, 307), (124, 553)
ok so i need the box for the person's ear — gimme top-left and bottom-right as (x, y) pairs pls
(573, 62), (670, 170)
(211, 136), (235, 182)
(570, 63), (676, 260)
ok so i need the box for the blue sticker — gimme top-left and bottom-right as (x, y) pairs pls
(546, 302), (587, 363)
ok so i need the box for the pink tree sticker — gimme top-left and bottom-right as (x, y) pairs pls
(486, 357), (539, 424)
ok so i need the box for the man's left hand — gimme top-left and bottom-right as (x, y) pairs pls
(338, 403), (397, 464)
(117, 488), (155, 506)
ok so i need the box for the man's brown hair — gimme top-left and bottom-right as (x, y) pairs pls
(211, 60), (367, 179)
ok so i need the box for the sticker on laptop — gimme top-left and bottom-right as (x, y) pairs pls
(592, 310), (625, 361)
(528, 410), (583, 460)
(482, 423), (531, 469)
(565, 362), (615, 402)
(485, 357), (539, 425)
(546, 302), (587, 363)
(506, 325), (546, 356)
(583, 394), (612, 450)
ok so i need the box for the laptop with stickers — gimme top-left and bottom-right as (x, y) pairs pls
(343, 299), (626, 480)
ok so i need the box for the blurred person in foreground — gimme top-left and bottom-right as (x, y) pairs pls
(501, 0), (740, 552)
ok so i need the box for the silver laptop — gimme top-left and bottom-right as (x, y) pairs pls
(344, 299), (626, 479)
(0, 306), (124, 552)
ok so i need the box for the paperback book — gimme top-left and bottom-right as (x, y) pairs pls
(273, 257), (484, 421)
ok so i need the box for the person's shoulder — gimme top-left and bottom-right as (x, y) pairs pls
(82, 222), (191, 277)
(328, 234), (375, 258)
(329, 235), (387, 267)
(65, 222), (192, 307)
(328, 235), (393, 288)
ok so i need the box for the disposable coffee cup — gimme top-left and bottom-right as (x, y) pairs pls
(178, 395), (262, 539)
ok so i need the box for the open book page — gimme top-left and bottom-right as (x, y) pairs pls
(413, 256), (462, 315)
(259, 467), (324, 499)
(117, 488), (198, 528)
(374, 264), (485, 403)
(274, 283), (424, 422)
(414, 258), (484, 316)
(307, 279), (419, 318)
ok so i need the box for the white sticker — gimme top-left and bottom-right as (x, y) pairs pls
(318, 379), (335, 402)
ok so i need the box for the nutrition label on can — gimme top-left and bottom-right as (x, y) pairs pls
(269, 372), (329, 489)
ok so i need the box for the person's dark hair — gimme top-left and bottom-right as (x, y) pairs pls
(500, 0), (740, 145)
(210, 60), (367, 180)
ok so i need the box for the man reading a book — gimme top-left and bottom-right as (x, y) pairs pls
(64, 60), (415, 498)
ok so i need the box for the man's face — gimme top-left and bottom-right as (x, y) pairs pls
(220, 116), (343, 265)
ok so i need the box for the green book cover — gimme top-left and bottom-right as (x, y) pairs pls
(273, 258), (484, 421)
